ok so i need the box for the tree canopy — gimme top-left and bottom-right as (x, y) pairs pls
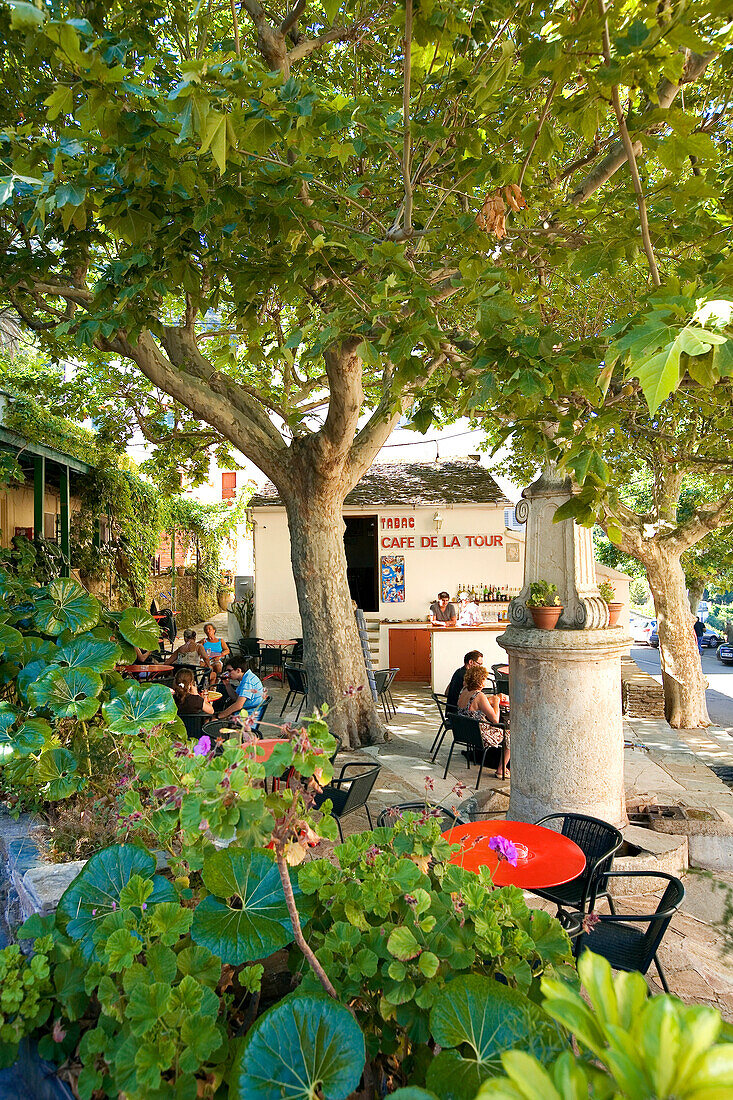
(1, 0), (732, 736)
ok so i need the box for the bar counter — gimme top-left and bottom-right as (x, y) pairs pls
(385, 622), (508, 692)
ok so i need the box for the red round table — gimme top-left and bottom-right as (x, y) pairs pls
(241, 737), (290, 762)
(441, 820), (586, 890)
(121, 663), (174, 679)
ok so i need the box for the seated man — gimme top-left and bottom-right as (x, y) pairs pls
(218, 658), (265, 722)
(446, 649), (484, 712)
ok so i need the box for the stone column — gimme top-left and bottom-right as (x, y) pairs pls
(500, 625), (628, 825)
(500, 467), (629, 826)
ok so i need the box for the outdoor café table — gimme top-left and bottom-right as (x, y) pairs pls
(441, 820), (586, 891)
(241, 737), (292, 790)
(120, 663), (174, 680)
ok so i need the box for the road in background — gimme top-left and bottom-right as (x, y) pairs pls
(631, 644), (733, 729)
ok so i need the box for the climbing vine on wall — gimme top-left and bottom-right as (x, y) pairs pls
(2, 392), (248, 604)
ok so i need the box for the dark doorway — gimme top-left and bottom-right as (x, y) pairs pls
(344, 515), (378, 612)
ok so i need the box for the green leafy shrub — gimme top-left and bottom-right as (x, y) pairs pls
(297, 814), (574, 1091)
(477, 950), (733, 1099)
(598, 580), (616, 603)
(0, 938), (53, 1068)
(526, 581), (561, 608)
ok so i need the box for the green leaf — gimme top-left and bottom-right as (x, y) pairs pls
(427, 975), (565, 1100)
(56, 843), (177, 960)
(117, 607), (160, 651)
(199, 111), (228, 174)
(105, 928), (144, 971)
(13, 718), (53, 755)
(148, 901), (193, 945)
(0, 623), (24, 658)
(29, 666), (103, 719)
(177, 944), (222, 988)
(102, 681), (177, 733)
(387, 925), (421, 961)
(191, 849), (298, 964)
(232, 993), (365, 1100)
(630, 340), (681, 416)
(9, 1), (47, 30)
(44, 85), (74, 120)
(37, 747), (82, 800)
(34, 579), (99, 636)
(58, 635), (122, 672)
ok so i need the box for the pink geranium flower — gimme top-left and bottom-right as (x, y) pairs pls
(488, 835), (518, 866)
(193, 735), (211, 756)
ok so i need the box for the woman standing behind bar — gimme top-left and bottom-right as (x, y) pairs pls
(202, 623), (230, 684)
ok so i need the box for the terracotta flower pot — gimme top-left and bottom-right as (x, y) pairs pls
(607, 601), (623, 627)
(529, 605), (563, 630)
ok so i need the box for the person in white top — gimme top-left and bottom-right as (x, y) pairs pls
(457, 593), (483, 627)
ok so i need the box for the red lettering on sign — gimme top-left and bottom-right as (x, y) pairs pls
(429, 536), (438, 547)
(465, 535), (474, 546)
(495, 535), (503, 546)
(406, 537), (414, 548)
(420, 536), (431, 547)
(380, 536), (391, 548)
(475, 535), (485, 547)
(442, 536), (461, 548)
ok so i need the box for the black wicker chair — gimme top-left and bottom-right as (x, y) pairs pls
(313, 763), (381, 842)
(442, 714), (502, 790)
(573, 871), (685, 992)
(180, 712), (208, 740)
(376, 801), (465, 832)
(373, 670), (393, 721)
(491, 663), (509, 695)
(532, 812), (624, 916)
(280, 664), (308, 720)
(384, 669), (399, 717)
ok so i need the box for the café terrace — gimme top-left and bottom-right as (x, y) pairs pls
(248, 457), (628, 691)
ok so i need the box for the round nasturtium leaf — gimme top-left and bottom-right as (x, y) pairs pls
(426, 975), (565, 1100)
(34, 579), (100, 636)
(58, 636), (122, 673)
(36, 747), (82, 800)
(117, 607), (160, 651)
(191, 849), (299, 965)
(0, 623), (24, 659)
(19, 636), (60, 666)
(28, 666), (103, 720)
(12, 718), (53, 756)
(102, 682), (177, 734)
(233, 994), (365, 1100)
(56, 843), (177, 960)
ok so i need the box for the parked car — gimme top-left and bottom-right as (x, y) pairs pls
(629, 616), (654, 645)
(650, 626), (722, 649)
(717, 643), (733, 665)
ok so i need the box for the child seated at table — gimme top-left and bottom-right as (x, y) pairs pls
(173, 668), (215, 717)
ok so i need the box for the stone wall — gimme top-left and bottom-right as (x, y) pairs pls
(621, 656), (666, 718)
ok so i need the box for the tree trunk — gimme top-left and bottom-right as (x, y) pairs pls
(282, 476), (384, 748)
(646, 549), (710, 728)
(688, 580), (705, 616)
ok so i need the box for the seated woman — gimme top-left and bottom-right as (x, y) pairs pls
(457, 664), (509, 777)
(173, 668), (215, 717)
(172, 629), (210, 672)
(202, 623), (230, 684)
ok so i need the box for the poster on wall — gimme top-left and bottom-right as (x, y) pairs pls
(381, 555), (405, 603)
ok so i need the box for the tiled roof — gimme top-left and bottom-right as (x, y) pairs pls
(249, 459), (511, 508)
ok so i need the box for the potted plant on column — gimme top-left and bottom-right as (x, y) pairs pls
(599, 581), (624, 627)
(526, 581), (563, 630)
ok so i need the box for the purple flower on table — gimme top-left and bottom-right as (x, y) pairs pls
(193, 735), (212, 756)
(488, 835), (518, 866)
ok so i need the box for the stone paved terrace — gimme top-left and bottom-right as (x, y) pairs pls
(189, 615), (733, 1018)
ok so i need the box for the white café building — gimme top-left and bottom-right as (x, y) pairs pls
(248, 458), (628, 692)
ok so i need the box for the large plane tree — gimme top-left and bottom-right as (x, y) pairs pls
(1, 0), (731, 741)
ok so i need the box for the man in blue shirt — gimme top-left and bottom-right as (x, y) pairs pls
(218, 659), (265, 721)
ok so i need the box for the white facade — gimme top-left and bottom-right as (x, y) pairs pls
(251, 500), (525, 643)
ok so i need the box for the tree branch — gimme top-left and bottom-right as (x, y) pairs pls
(280, 0), (307, 37)
(288, 26), (356, 63)
(598, 0), (660, 286)
(518, 82), (557, 189)
(402, 0), (413, 236)
(568, 50), (716, 207)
